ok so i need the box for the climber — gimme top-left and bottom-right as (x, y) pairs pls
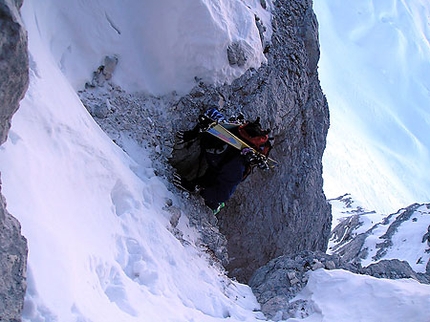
(174, 108), (272, 215)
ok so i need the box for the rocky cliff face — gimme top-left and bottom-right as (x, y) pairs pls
(0, 0), (28, 145)
(0, 186), (28, 322)
(166, 0), (331, 283)
(0, 0), (29, 320)
(173, 0), (332, 282)
(80, 0), (331, 284)
(214, 0), (331, 282)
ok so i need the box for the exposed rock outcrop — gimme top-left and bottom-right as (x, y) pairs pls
(79, 82), (231, 267)
(0, 183), (28, 322)
(0, 0), (29, 145)
(329, 202), (430, 283)
(169, 0), (331, 282)
(249, 251), (352, 320)
(0, 0), (29, 320)
(248, 200), (430, 320)
(80, 0), (331, 283)
(249, 249), (430, 321)
(214, 0), (331, 282)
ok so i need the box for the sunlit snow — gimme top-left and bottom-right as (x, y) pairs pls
(0, 0), (429, 321)
(315, 0), (430, 214)
(26, 0), (270, 96)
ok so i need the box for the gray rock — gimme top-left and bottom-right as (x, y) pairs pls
(86, 55), (119, 88)
(227, 41), (252, 67)
(81, 0), (331, 283)
(0, 0), (29, 145)
(0, 0), (29, 320)
(249, 251), (351, 320)
(102, 55), (118, 80)
(249, 249), (430, 320)
(422, 225), (430, 244)
(93, 103), (110, 119)
(171, 0), (332, 282)
(363, 259), (429, 283)
(0, 183), (28, 322)
(216, 0), (331, 282)
(260, 0), (267, 10)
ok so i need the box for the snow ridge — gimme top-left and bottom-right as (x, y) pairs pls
(329, 195), (430, 279)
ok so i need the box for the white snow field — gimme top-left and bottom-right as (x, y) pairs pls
(0, 0), (429, 321)
(315, 0), (430, 215)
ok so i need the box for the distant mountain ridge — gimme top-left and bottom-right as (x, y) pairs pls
(329, 194), (430, 281)
(249, 199), (430, 319)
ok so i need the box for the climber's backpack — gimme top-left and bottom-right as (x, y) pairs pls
(237, 117), (272, 157)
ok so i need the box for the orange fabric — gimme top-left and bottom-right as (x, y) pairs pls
(238, 124), (269, 149)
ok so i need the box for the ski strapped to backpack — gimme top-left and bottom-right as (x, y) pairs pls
(203, 120), (278, 169)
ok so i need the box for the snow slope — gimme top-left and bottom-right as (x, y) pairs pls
(329, 196), (430, 275)
(0, 1), (267, 320)
(0, 0), (430, 321)
(315, 0), (430, 214)
(359, 204), (430, 272)
(290, 269), (430, 322)
(1, 83), (260, 321)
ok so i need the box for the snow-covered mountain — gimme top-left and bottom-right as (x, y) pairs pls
(329, 196), (430, 279)
(315, 0), (430, 214)
(0, 0), (430, 321)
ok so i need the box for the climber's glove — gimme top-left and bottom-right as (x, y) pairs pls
(204, 108), (225, 123)
(241, 148), (269, 170)
(241, 148), (257, 163)
(198, 108), (225, 131)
